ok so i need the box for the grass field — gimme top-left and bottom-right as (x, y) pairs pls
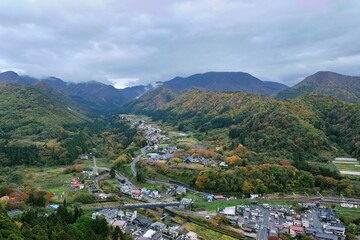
(184, 222), (236, 240)
(185, 193), (250, 211)
(332, 158), (360, 176)
(334, 205), (360, 219)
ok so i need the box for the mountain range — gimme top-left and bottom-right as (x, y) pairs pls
(1, 70), (360, 115)
(160, 72), (288, 95)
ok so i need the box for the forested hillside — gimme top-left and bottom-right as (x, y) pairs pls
(276, 71), (360, 103)
(0, 84), (138, 166)
(0, 84), (88, 139)
(122, 88), (360, 161)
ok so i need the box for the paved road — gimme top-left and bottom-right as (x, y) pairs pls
(257, 206), (269, 240)
(131, 146), (147, 176)
(310, 209), (322, 230)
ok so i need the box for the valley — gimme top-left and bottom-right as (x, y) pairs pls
(1, 73), (360, 239)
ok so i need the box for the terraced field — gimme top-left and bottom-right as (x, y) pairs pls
(333, 158), (360, 176)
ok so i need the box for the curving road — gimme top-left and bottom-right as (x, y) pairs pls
(131, 146), (147, 176)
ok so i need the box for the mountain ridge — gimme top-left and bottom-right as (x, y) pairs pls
(161, 71), (288, 95)
(275, 71), (360, 103)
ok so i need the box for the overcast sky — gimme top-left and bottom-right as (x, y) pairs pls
(0, 0), (359, 87)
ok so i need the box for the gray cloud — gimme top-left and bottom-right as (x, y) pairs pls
(0, 0), (359, 87)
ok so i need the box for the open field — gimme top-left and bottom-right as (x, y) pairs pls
(332, 158), (360, 176)
(334, 205), (360, 219)
(184, 222), (236, 240)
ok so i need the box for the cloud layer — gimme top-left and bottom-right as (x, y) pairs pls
(0, 0), (359, 86)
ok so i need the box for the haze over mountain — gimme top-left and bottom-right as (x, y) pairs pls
(276, 71), (360, 103)
(0, 71), (151, 114)
(2, 70), (360, 116)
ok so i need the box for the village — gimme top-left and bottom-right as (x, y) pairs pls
(2, 117), (356, 240)
(81, 118), (355, 240)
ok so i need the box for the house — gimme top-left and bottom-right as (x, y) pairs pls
(94, 209), (118, 223)
(219, 206), (236, 216)
(121, 185), (130, 193)
(150, 190), (160, 198)
(242, 222), (258, 232)
(293, 219), (302, 226)
(324, 225), (345, 236)
(250, 194), (260, 199)
(206, 195), (214, 202)
(131, 189), (141, 196)
(143, 229), (156, 239)
(132, 217), (151, 227)
(176, 186), (187, 195)
(49, 204), (59, 210)
(142, 188), (151, 195)
(315, 232), (339, 240)
(243, 211), (250, 220)
(289, 225), (304, 237)
(214, 195), (226, 200)
(73, 183), (85, 189)
(112, 220), (127, 230)
(319, 209), (336, 222)
(305, 227), (320, 236)
(79, 154), (89, 160)
(180, 198), (193, 205)
(7, 209), (24, 218)
(124, 223), (137, 234)
(285, 216), (293, 226)
(0, 196), (10, 201)
(167, 226), (180, 238)
(186, 231), (198, 240)
(125, 210), (137, 221)
(301, 217), (310, 228)
(219, 162), (228, 167)
(150, 222), (166, 231)
(70, 178), (85, 189)
(97, 193), (108, 200)
(237, 216), (245, 226)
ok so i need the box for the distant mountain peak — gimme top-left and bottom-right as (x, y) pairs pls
(162, 71), (287, 95)
(276, 71), (360, 103)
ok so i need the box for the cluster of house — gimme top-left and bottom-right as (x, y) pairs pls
(138, 123), (165, 145)
(141, 189), (161, 199)
(216, 203), (346, 240)
(167, 185), (187, 196)
(70, 177), (85, 190)
(146, 153), (220, 168)
(120, 185), (143, 200)
(92, 208), (200, 240)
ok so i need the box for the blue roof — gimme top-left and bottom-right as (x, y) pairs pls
(49, 204), (60, 209)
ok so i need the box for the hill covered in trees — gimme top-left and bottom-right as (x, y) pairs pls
(276, 71), (360, 103)
(0, 84), (89, 139)
(122, 88), (360, 162)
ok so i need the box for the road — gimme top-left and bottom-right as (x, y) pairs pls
(92, 156), (98, 175)
(310, 209), (322, 230)
(257, 206), (269, 240)
(131, 146), (147, 176)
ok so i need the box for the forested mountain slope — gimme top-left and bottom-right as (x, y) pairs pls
(123, 89), (360, 161)
(276, 71), (360, 103)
